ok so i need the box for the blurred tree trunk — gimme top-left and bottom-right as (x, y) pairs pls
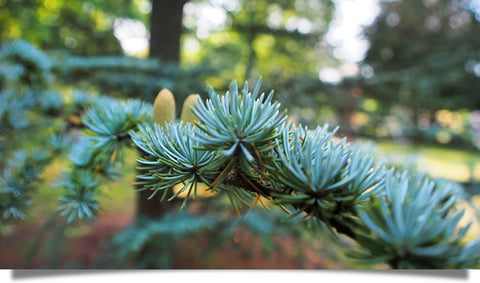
(244, 30), (257, 81)
(149, 0), (187, 63)
(136, 0), (187, 221)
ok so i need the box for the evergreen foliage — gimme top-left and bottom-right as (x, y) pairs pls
(82, 98), (152, 166)
(0, 150), (52, 220)
(53, 54), (213, 101)
(350, 172), (478, 268)
(0, 90), (31, 130)
(128, 80), (480, 268)
(57, 97), (153, 222)
(193, 80), (286, 163)
(0, 40), (53, 88)
(57, 170), (100, 223)
(132, 122), (221, 208)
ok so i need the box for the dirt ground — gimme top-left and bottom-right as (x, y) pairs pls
(0, 211), (348, 269)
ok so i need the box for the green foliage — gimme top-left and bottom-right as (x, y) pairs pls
(0, 41), (63, 131)
(55, 55), (168, 99)
(129, 79), (480, 268)
(0, 40), (162, 225)
(269, 124), (386, 234)
(58, 97), (154, 223)
(80, 98), (152, 169)
(57, 170), (100, 223)
(47, 133), (72, 155)
(0, 0), (136, 55)
(362, 0), (480, 110)
(37, 90), (64, 114)
(7, 85), (147, 226)
(0, 170), (32, 219)
(62, 56), (159, 73)
(54, 54), (214, 101)
(187, 0), (335, 82)
(350, 172), (480, 268)
(0, 90), (31, 130)
(0, 40), (53, 88)
(193, 79), (286, 164)
(0, 150), (52, 220)
(132, 122), (221, 208)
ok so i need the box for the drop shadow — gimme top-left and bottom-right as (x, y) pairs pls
(319, 269), (468, 279)
(11, 269), (469, 280)
(12, 270), (138, 279)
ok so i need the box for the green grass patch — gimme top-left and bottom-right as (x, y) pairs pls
(378, 141), (480, 182)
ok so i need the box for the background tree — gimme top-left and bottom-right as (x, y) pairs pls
(149, 0), (188, 63)
(182, 0), (335, 84)
(0, 0), (143, 55)
(361, 0), (480, 111)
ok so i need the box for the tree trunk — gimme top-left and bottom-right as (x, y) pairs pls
(245, 30), (257, 81)
(149, 0), (187, 63)
(135, 0), (187, 221)
(135, 150), (183, 221)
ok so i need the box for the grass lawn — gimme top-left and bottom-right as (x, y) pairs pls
(378, 141), (480, 183)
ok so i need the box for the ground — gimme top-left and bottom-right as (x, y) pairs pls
(0, 209), (358, 269)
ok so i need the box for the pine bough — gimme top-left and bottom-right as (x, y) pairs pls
(128, 80), (480, 269)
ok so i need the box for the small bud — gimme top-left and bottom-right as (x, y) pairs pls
(180, 94), (201, 123)
(153, 88), (176, 124)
